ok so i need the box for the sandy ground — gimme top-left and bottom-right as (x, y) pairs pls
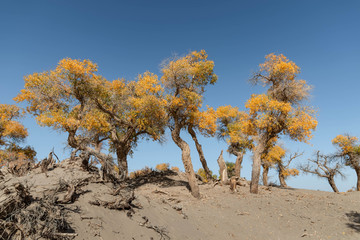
(1, 161), (359, 240)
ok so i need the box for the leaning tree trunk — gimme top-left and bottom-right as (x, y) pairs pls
(188, 126), (212, 181)
(116, 145), (130, 180)
(250, 135), (267, 194)
(262, 164), (269, 186)
(328, 176), (339, 192)
(171, 126), (200, 198)
(277, 162), (288, 187)
(355, 167), (360, 191)
(279, 174), (287, 188)
(67, 130), (115, 181)
(234, 152), (244, 178)
(217, 150), (228, 184)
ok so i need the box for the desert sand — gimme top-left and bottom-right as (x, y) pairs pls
(0, 160), (359, 240)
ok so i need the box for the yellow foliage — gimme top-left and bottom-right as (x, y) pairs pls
(197, 106), (217, 137)
(332, 135), (358, 154)
(286, 107), (318, 143)
(0, 104), (28, 141)
(0, 104), (35, 165)
(243, 94), (317, 143)
(156, 163), (169, 171)
(216, 105), (240, 119)
(263, 145), (286, 164)
(14, 58), (103, 132)
(246, 94), (291, 116)
(216, 105), (253, 153)
(161, 50), (217, 132)
(197, 168), (212, 182)
(129, 166), (153, 179)
(259, 53), (300, 82)
(171, 166), (180, 172)
(15, 58), (168, 164)
(281, 168), (299, 177)
(254, 53), (311, 104)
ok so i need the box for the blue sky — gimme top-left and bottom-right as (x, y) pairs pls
(1, 0), (360, 192)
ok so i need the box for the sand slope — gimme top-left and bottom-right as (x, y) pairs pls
(1, 161), (359, 240)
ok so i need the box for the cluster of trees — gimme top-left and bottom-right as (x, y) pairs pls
(1, 50), (358, 196)
(0, 104), (36, 166)
(301, 135), (360, 192)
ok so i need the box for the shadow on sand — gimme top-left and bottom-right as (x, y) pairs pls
(346, 211), (360, 232)
(126, 170), (191, 191)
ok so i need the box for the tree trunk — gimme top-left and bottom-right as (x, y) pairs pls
(234, 152), (244, 178)
(278, 163), (288, 187)
(188, 126), (212, 181)
(250, 135), (267, 194)
(355, 167), (360, 191)
(67, 130), (116, 181)
(279, 174), (287, 188)
(93, 140), (103, 164)
(171, 126), (200, 198)
(116, 146), (129, 180)
(217, 150), (228, 184)
(262, 164), (269, 186)
(328, 176), (339, 192)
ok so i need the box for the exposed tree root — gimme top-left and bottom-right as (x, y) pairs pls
(139, 216), (170, 240)
(89, 187), (138, 210)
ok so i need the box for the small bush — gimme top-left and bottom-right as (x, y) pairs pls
(171, 166), (179, 172)
(129, 166), (153, 179)
(156, 163), (169, 172)
(197, 168), (215, 182)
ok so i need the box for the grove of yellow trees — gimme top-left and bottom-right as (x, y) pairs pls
(7, 50), (360, 196)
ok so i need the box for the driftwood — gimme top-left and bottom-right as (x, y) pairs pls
(217, 150), (228, 184)
(229, 176), (239, 192)
(14, 198), (74, 239)
(139, 216), (170, 240)
(56, 184), (76, 204)
(7, 161), (33, 177)
(89, 187), (136, 210)
(0, 183), (31, 220)
(0, 181), (76, 240)
(41, 150), (59, 174)
(55, 178), (92, 205)
(0, 220), (23, 240)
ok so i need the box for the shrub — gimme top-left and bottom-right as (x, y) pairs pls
(197, 168), (215, 182)
(171, 166), (180, 172)
(156, 163), (169, 172)
(221, 162), (235, 178)
(129, 166), (153, 179)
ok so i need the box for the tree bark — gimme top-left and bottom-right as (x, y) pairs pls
(355, 167), (360, 191)
(234, 152), (244, 178)
(278, 163), (288, 187)
(171, 126), (200, 198)
(217, 150), (228, 184)
(67, 130), (115, 181)
(188, 126), (212, 181)
(250, 135), (267, 194)
(328, 176), (339, 192)
(262, 164), (269, 186)
(116, 145), (130, 180)
(279, 174), (287, 188)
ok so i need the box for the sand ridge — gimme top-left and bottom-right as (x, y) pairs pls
(0, 160), (359, 240)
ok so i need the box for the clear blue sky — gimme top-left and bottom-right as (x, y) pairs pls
(1, 0), (360, 192)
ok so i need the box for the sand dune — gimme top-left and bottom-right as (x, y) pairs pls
(1, 160), (359, 240)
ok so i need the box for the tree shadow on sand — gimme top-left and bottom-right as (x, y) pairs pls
(126, 170), (191, 191)
(346, 211), (360, 232)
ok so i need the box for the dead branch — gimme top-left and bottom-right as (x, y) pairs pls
(300, 151), (344, 192)
(217, 150), (228, 184)
(89, 187), (136, 210)
(41, 150), (58, 174)
(139, 216), (170, 240)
